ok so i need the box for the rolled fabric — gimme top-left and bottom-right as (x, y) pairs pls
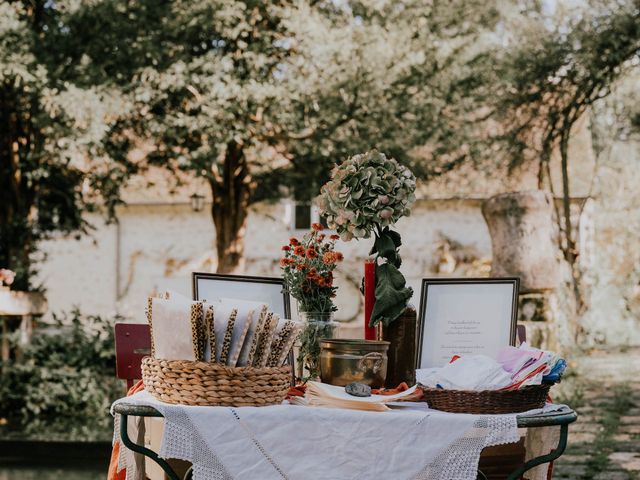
(275, 320), (303, 367)
(253, 313), (279, 367)
(209, 301), (237, 364)
(218, 298), (268, 367)
(247, 307), (270, 366)
(267, 319), (302, 367)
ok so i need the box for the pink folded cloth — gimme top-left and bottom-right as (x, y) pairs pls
(496, 344), (543, 374)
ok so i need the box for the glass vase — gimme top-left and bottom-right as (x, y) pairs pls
(296, 311), (338, 381)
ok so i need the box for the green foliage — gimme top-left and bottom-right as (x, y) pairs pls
(457, 0), (640, 315)
(0, 309), (121, 439)
(368, 226), (414, 326)
(1, 0), (503, 277)
(297, 318), (336, 381)
(0, 1), (128, 289)
(582, 385), (636, 478)
(371, 262), (414, 327)
(70, 0), (500, 271)
(319, 149), (416, 325)
(265, 0), (502, 189)
(370, 228), (403, 267)
(319, 150), (416, 241)
(490, 0), (640, 169)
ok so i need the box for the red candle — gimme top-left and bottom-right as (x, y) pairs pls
(364, 260), (377, 340)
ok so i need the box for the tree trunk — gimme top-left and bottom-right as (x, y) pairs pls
(559, 133), (576, 266)
(0, 90), (32, 290)
(559, 131), (587, 324)
(209, 140), (252, 274)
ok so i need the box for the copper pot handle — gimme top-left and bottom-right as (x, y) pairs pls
(358, 352), (384, 374)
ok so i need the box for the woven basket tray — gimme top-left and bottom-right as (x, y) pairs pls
(142, 357), (291, 407)
(420, 383), (552, 414)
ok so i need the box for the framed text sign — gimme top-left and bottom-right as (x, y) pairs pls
(416, 277), (519, 369)
(192, 272), (291, 319)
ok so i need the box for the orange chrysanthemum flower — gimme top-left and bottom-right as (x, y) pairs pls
(330, 234), (340, 240)
(335, 252), (344, 261)
(311, 223), (323, 231)
(306, 247), (318, 259)
(294, 245), (306, 256)
(289, 237), (300, 246)
(322, 252), (336, 264)
(282, 245), (290, 251)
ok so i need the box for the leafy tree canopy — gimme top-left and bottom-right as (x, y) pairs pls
(61, 0), (500, 272)
(0, 1), (127, 289)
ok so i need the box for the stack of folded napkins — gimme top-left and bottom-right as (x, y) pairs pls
(416, 343), (567, 391)
(146, 290), (302, 368)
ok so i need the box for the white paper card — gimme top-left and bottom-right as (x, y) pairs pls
(419, 282), (516, 368)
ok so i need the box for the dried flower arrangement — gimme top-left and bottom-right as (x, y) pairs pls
(319, 149), (416, 326)
(280, 223), (343, 379)
(280, 223), (343, 313)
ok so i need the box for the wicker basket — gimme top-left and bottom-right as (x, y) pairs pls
(142, 357), (291, 407)
(420, 383), (552, 414)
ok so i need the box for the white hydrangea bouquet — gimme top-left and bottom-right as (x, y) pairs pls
(318, 150), (416, 326)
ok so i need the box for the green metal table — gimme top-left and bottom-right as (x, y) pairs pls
(113, 403), (577, 480)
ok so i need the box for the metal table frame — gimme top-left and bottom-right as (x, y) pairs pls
(113, 403), (577, 480)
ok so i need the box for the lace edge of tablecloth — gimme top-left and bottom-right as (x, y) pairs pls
(112, 395), (563, 480)
(112, 402), (234, 480)
(411, 414), (520, 480)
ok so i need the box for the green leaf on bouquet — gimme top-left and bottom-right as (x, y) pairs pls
(370, 263), (413, 327)
(370, 232), (395, 258)
(369, 228), (401, 266)
(387, 229), (402, 248)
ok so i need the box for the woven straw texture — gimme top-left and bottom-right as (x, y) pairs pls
(420, 383), (552, 414)
(142, 357), (291, 407)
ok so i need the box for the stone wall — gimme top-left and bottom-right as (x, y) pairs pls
(578, 73), (640, 346)
(36, 199), (494, 334)
(36, 184), (639, 349)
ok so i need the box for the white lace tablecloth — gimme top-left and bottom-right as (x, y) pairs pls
(113, 391), (560, 480)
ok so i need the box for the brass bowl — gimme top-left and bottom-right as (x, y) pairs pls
(319, 339), (390, 388)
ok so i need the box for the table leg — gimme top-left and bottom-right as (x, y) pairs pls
(119, 414), (181, 480)
(506, 424), (569, 480)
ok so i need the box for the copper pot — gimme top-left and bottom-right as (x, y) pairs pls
(319, 339), (389, 388)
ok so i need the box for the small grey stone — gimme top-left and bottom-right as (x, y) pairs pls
(345, 382), (371, 397)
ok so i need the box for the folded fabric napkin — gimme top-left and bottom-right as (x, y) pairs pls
(146, 294), (302, 369)
(147, 296), (204, 361)
(417, 343), (567, 391)
(418, 355), (513, 390)
(219, 299), (268, 367)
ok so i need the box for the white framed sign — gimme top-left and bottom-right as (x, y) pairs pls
(192, 272), (291, 319)
(416, 277), (519, 368)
